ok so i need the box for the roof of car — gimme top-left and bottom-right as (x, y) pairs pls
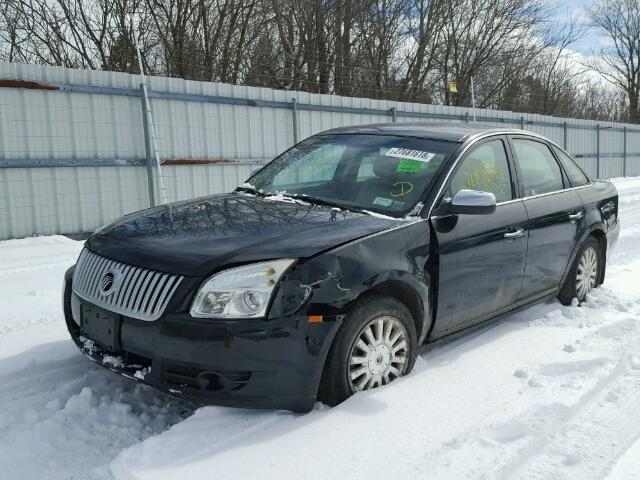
(321, 122), (528, 143)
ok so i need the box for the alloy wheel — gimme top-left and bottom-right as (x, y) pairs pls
(576, 246), (598, 300)
(347, 315), (409, 392)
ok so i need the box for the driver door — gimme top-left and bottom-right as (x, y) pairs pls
(430, 137), (528, 337)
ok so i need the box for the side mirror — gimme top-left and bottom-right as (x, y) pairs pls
(448, 189), (496, 215)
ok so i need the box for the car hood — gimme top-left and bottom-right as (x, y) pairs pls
(86, 193), (404, 276)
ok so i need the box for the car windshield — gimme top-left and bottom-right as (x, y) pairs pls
(245, 134), (459, 217)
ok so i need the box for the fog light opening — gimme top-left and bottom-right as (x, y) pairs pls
(196, 372), (225, 392)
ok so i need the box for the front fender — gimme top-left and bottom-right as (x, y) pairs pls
(269, 220), (432, 338)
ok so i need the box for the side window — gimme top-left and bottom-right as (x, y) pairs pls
(553, 147), (590, 187)
(272, 144), (346, 186)
(450, 139), (513, 203)
(512, 139), (564, 196)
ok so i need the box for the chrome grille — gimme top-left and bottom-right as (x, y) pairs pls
(72, 248), (183, 321)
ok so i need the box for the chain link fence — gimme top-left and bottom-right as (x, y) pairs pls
(1, 62), (639, 241)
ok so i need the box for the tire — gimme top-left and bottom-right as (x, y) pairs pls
(558, 236), (602, 306)
(317, 294), (417, 406)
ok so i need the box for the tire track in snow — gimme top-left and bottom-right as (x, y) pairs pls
(504, 364), (640, 479)
(415, 298), (640, 480)
(501, 296), (640, 480)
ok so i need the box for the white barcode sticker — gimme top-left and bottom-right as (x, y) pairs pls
(385, 147), (436, 163)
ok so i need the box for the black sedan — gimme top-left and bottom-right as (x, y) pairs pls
(62, 123), (620, 412)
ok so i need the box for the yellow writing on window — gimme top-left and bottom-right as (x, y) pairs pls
(459, 166), (508, 196)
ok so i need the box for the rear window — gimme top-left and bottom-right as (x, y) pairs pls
(553, 147), (590, 187)
(512, 139), (565, 196)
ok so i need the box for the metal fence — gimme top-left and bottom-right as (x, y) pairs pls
(1, 61), (639, 241)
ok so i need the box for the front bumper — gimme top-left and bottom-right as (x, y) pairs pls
(63, 268), (341, 413)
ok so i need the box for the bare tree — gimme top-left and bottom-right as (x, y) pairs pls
(0, 1), (25, 62)
(589, 0), (640, 123)
(438, 0), (552, 107)
(538, 18), (586, 113)
(0, 0), (627, 122)
(490, 16), (586, 115)
(354, 0), (411, 99)
(398, 0), (446, 102)
(333, 0), (355, 96)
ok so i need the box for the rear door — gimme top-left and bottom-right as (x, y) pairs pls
(430, 136), (528, 336)
(509, 136), (584, 301)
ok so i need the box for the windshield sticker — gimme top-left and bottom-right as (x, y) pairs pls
(385, 147), (436, 163)
(396, 159), (424, 173)
(390, 181), (414, 197)
(373, 196), (394, 207)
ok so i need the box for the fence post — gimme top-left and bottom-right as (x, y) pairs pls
(291, 97), (299, 144)
(623, 126), (627, 177)
(465, 112), (469, 123)
(563, 121), (567, 149)
(520, 116), (524, 129)
(390, 106), (397, 122)
(140, 84), (156, 207)
(596, 124), (600, 178)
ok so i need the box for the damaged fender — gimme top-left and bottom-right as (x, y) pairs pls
(270, 219), (433, 345)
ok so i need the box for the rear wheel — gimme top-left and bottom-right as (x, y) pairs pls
(318, 295), (417, 406)
(558, 236), (601, 305)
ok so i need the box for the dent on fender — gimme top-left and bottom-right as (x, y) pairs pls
(270, 221), (432, 337)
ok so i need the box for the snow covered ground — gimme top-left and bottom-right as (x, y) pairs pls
(1, 177), (640, 480)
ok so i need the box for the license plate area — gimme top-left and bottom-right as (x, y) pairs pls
(81, 303), (121, 352)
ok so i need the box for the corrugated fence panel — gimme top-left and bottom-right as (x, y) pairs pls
(160, 164), (257, 204)
(1, 61), (640, 240)
(0, 166), (150, 239)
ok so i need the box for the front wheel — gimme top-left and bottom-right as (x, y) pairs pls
(318, 295), (417, 406)
(558, 237), (602, 305)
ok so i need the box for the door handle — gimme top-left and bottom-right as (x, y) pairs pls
(504, 227), (525, 239)
(568, 210), (584, 220)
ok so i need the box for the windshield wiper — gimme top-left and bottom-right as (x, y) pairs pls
(235, 186), (266, 197)
(238, 188), (367, 215)
(284, 194), (366, 214)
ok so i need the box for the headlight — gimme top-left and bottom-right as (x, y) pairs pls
(190, 259), (296, 318)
